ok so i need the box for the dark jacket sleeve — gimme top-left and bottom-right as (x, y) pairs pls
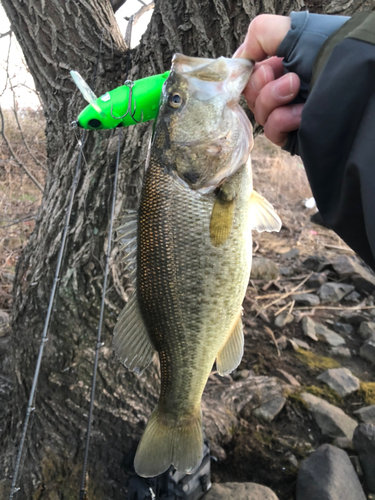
(298, 13), (375, 269)
(300, 35), (375, 269)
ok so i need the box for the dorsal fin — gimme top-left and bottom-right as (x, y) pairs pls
(115, 210), (138, 286)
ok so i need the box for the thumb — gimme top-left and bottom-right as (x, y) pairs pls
(234, 14), (291, 61)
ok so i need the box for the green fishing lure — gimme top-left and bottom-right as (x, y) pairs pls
(71, 70), (170, 130)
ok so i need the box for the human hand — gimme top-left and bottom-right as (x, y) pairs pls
(234, 15), (303, 147)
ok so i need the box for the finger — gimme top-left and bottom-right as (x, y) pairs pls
(234, 14), (291, 61)
(264, 104), (304, 147)
(254, 73), (300, 126)
(244, 64), (275, 112)
(244, 57), (285, 111)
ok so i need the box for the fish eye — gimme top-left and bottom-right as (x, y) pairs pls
(169, 92), (182, 108)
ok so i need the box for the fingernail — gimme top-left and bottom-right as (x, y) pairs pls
(233, 44), (244, 58)
(274, 74), (294, 98)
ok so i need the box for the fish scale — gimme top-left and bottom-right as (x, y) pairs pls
(138, 151), (253, 413)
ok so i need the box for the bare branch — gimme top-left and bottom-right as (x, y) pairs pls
(110, 0), (127, 12)
(0, 31), (12, 97)
(124, 2), (154, 48)
(133, 1), (154, 24)
(0, 214), (36, 228)
(0, 106), (44, 192)
(11, 94), (47, 172)
(0, 30), (11, 39)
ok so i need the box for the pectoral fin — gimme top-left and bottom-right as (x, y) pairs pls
(210, 197), (235, 247)
(113, 291), (156, 375)
(249, 190), (282, 233)
(216, 312), (244, 376)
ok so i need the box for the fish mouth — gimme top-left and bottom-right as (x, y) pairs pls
(171, 54), (253, 96)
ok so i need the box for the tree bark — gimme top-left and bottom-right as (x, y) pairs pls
(0, 0), (371, 498)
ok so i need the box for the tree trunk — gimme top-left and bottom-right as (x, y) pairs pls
(0, 0), (371, 498)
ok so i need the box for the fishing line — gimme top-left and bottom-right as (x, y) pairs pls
(79, 22), (133, 500)
(8, 28), (105, 500)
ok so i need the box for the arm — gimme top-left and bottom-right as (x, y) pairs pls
(236, 12), (375, 269)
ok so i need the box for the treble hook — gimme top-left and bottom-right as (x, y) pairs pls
(110, 80), (143, 124)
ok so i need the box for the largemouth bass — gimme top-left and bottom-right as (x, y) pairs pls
(114, 54), (281, 478)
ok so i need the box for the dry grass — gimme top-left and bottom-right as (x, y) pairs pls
(251, 135), (351, 259)
(0, 107), (46, 311)
(252, 135), (312, 207)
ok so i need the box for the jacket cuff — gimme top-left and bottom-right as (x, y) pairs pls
(277, 11), (350, 101)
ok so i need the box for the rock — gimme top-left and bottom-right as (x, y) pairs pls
(232, 369), (250, 381)
(330, 346), (352, 358)
(285, 451), (299, 468)
(301, 393), (358, 439)
(274, 369), (301, 387)
(351, 455), (364, 478)
(292, 293), (320, 306)
(358, 321), (375, 340)
(343, 290), (361, 302)
(315, 323), (346, 346)
(333, 436), (353, 450)
(209, 441), (227, 461)
(301, 317), (318, 341)
(296, 444), (366, 500)
(353, 424), (375, 493)
(0, 311), (9, 325)
(204, 376), (290, 442)
(275, 335), (288, 350)
(279, 266), (291, 276)
(274, 311), (294, 327)
(317, 368), (360, 397)
(307, 272), (328, 288)
(354, 405), (375, 424)
(282, 248), (300, 259)
(251, 257), (279, 281)
(303, 255), (330, 272)
(339, 311), (367, 325)
(332, 255), (375, 292)
(359, 341), (375, 364)
(204, 482), (279, 500)
(318, 282), (355, 303)
(253, 395), (286, 422)
(289, 338), (310, 351)
(333, 322), (354, 335)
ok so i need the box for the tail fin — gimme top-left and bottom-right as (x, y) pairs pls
(134, 406), (203, 478)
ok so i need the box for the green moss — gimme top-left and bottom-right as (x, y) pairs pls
(287, 389), (309, 409)
(359, 381), (375, 405)
(304, 384), (343, 405)
(295, 348), (341, 371)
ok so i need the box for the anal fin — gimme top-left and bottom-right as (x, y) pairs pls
(249, 190), (282, 233)
(216, 311), (244, 376)
(113, 291), (156, 375)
